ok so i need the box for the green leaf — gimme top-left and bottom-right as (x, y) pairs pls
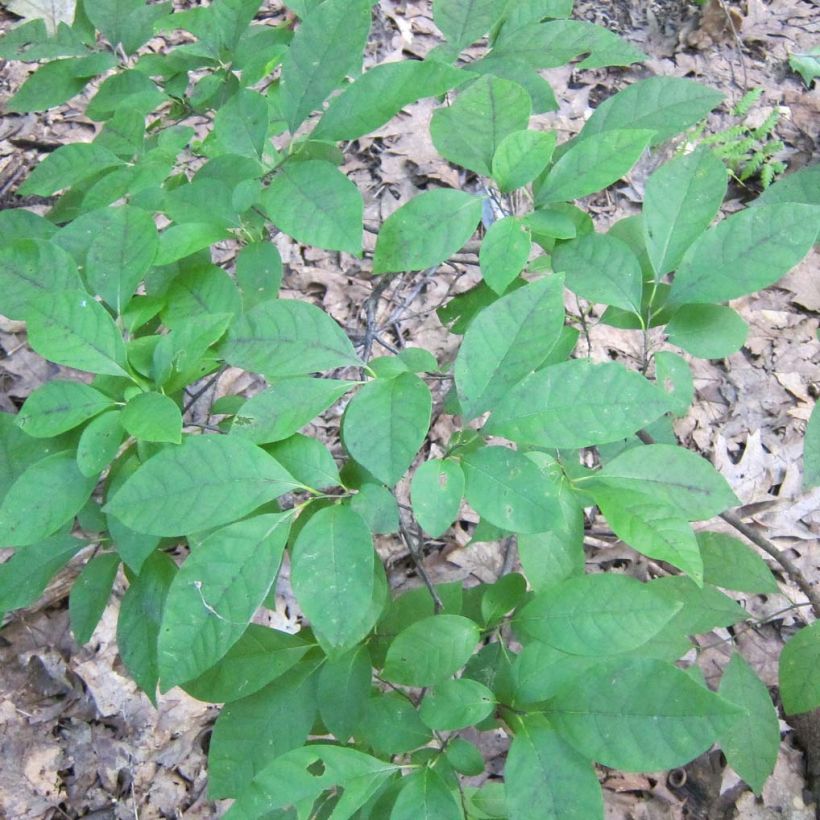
(462, 446), (562, 534)
(0, 452), (97, 547)
(596, 443), (738, 521)
(279, 0), (372, 132)
(649, 576), (747, 635)
(182, 625), (312, 703)
(535, 129), (653, 205)
(18, 142), (124, 196)
(85, 205), (158, 313)
(419, 678), (495, 730)
(491, 19), (644, 69)
(754, 163), (820, 208)
(411, 459), (465, 537)
(86, 69), (166, 120)
(116, 551), (176, 703)
(666, 304), (748, 359)
(718, 653), (779, 793)
(105, 435), (299, 536)
(434, 0), (504, 48)
(313, 59), (465, 141)
(357, 691), (433, 754)
(26, 290), (129, 377)
(383, 614), (479, 686)
(8, 58), (97, 113)
(513, 643), (598, 704)
(222, 299), (360, 377)
(153, 222), (229, 266)
(654, 350), (694, 417)
(643, 147), (727, 277)
(87, 0), (168, 53)
(516, 574), (681, 654)
(548, 658), (741, 771)
(0, 239), (82, 321)
(464, 783), (507, 819)
(373, 188), (483, 274)
(342, 372), (431, 486)
(349, 482), (400, 535)
(553, 232), (643, 313)
(291, 505), (375, 652)
(77, 410), (124, 477)
(391, 768), (462, 820)
(670, 203), (819, 305)
(232, 378), (355, 443)
(591, 484), (704, 582)
(506, 715), (603, 820)
(454, 276), (565, 419)
(581, 77), (723, 146)
(479, 217), (532, 294)
(804, 402), (820, 489)
(236, 241), (282, 309)
(121, 392), (183, 444)
(210, 88), (269, 159)
(0, 534), (85, 613)
(69, 553), (120, 644)
(779, 621), (820, 715)
(697, 531), (778, 593)
(266, 433), (340, 490)
(431, 75), (531, 176)
(160, 264), (241, 329)
(446, 738), (485, 776)
(466, 55), (557, 114)
(261, 160), (363, 254)
(157, 512), (292, 689)
(486, 360), (672, 448)
(318, 645), (372, 740)
(492, 129), (556, 193)
(16, 381), (115, 438)
(0, 209), (56, 245)
(209, 659), (320, 798)
(224, 744), (398, 819)
(518, 493), (584, 592)
(482, 572), (527, 625)
(463, 641), (516, 704)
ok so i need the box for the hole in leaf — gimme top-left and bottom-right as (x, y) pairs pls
(307, 759), (326, 777)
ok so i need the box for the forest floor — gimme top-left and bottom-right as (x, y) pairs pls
(0, 0), (818, 817)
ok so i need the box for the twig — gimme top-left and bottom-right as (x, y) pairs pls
(361, 274), (399, 362)
(399, 523), (443, 612)
(636, 429), (820, 618)
(715, 0), (749, 92)
(183, 367), (224, 415)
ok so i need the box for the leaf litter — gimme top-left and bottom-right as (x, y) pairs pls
(1, 0), (819, 816)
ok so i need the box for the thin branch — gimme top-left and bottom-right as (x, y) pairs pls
(183, 367), (225, 415)
(399, 523), (444, 612)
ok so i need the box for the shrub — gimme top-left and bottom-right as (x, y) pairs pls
(1, 0), (819, 816)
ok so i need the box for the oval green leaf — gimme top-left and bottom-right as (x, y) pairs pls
(373, 188), (483, 274)
(411, 458), (465, 537)
(516, 574), (681, 655)
(462, 446), (562, 534)
(290, 505), (375, 652)
(158, 513), (292, 689)
(104, 435), (300, 536)
(486, 359), (672, 448)
(221, 299), (360, 378)
(342, 372), (432, 486)
(383, 614), (479, 686)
